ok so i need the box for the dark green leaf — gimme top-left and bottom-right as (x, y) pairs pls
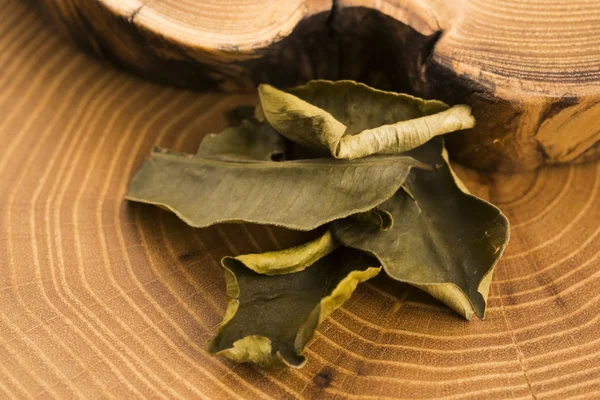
(196, 120), (286, 161)
(126, 145), (427, 231)
(207, 232), (380, 368)
(331, 139), (509, 320)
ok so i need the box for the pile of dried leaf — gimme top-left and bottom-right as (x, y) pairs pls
(126, 81), (509, 368)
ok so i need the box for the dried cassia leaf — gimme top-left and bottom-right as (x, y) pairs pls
(126, 78), (510, 360)
(207, 232), (380, 368)
(231, 230), (338, 275)
(196, 120), (286, 161)
(258, 80), (475, 160)
(126, 123), (427, 230)
(331, 138), (509, 320)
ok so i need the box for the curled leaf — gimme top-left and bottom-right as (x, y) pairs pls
(207, 243), (380, 368)
(331, 139), (509, 320)
(349, 208), (394, 231)
(258, 80), (475, 160)
(126, 145), (427, 231)
(228, 230), (338, 275)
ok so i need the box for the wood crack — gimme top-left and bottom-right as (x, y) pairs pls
(327, 0), (338, 29)
(499, 295), (538, 400)
(129, 0), (157, 24)
(128, 5), (143, 23)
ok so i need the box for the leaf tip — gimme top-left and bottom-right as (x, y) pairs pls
(208, 335), (298, 369)
(257, 83), (278, 99)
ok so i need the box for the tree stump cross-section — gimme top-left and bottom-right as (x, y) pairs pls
(40, 0), (600, 171)
(0, 1), (599, 398)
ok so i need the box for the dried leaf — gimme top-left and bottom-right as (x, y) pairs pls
(196, 120), (285, 161)
(349, 208), (394, 231)
(331, 139), (509, 320)
(207, 237), (380, 368)
(258, 80), (475, 160)
(126, 123), (427, 230)
(230, 230), (338, 275)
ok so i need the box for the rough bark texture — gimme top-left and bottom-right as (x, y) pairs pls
(1, 3), (600, 398)
(38, 0), (600, 171)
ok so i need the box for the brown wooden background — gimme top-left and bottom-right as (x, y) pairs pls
(1, 1), (599, 398)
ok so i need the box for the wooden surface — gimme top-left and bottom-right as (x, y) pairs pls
(2, 2), (600, 399)
(39, 0), (600, 171)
